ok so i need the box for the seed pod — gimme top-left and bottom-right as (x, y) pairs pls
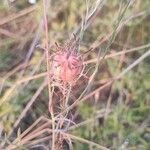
(51, 37), (83, 84)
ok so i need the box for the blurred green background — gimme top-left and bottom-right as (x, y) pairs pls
(0, 0), (150, 149)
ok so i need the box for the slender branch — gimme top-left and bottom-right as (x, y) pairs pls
(42, 0), (55, 149)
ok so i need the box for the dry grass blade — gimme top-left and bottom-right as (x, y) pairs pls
(116, 50), (150, 79)
(85, 43), (150, 64)
(9, 79), (47, 137)
(69, 108), (112, 131)
(64, 133), (109, 150)
(42, 0), (56, 149)
(5, 116), (52, 149)
(0, 28), (21, 39)
(0, 72), (46, 106)
(0, 5), (38, 26)
(0, 63), (29, 94)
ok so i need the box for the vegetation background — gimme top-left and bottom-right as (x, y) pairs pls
(0, 0), (149, 149)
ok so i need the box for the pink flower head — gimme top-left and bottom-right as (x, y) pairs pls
(51, 37), (83, 84)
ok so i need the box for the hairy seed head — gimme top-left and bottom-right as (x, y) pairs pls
(51, 38), (83, 84)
